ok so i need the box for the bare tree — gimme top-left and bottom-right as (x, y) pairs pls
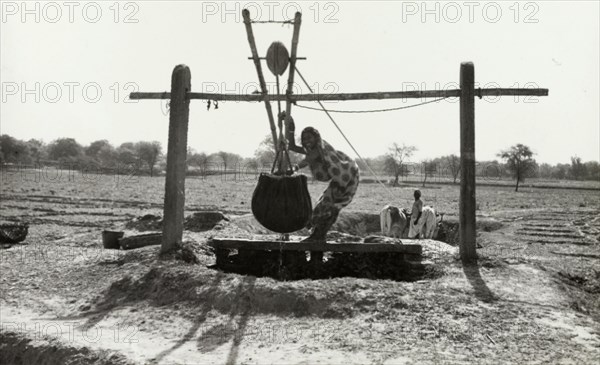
(217, 151), (229, 172)
(216, 151), (243, 177)
(444, 154), (460, 184)
(497, 144), (535, 192)
(254, 134), (303, 171)
(421, 160), (437, 187)
(187, 150), (209, 177)
(254, 134), (276, 168)
(383, 143), (417, 186)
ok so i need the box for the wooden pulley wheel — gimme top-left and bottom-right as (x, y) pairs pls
(266, 42), (290, 76)
(251, 173), (312, 233)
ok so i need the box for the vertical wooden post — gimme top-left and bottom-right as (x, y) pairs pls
(282, 11), (302, 173)
(459, 62), (477, 263)
(242, 9), (278, 151)
(161, 65), (191, 254)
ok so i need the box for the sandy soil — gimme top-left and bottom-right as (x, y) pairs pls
(1, 173), (599, 364)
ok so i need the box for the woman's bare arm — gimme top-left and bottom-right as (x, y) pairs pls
(297, 159), (309, 169)
(283, 113), (306, 155)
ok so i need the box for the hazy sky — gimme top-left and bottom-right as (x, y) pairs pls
(1, 1), (599, 164)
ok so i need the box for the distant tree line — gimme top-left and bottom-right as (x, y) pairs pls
(1, 134), (598, 184)
(0, 135), (162, 176)
(355, 142), (599, 187)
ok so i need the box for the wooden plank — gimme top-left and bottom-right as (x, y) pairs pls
(242, 9), (278, 150)
(120, 233), (161, 250)
(161, 65), (190, 254)
(130, 88), (548, 102)
(459, 62), (477, 264)
(215, 248), (230, 266)
(208, 238), (423, 254)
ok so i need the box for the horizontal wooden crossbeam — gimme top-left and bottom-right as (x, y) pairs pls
(247, 57), (307, 60)
(208, 238), (423, 254)
(130, 88), (548, 102)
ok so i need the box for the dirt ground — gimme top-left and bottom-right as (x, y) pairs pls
(1, 172), (599, 364)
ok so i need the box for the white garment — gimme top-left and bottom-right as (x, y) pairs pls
(409, 206), (436, 239)
(380, 205), (408, 238)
